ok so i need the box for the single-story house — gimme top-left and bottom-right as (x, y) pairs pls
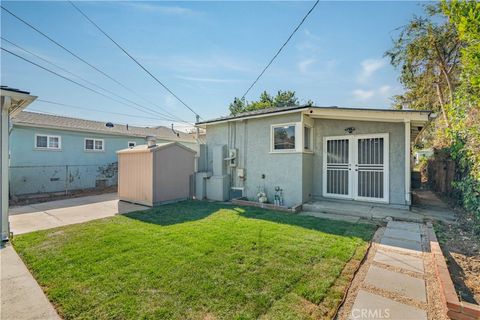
(195, 105), (431, 209)
(9, 111), (198, 196)
(1, 87), (37, 240)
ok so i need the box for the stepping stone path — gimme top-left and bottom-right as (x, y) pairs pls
(349, 221), (428, 320)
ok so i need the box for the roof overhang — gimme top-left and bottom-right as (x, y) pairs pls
(196, 106), (309, 128)
(1, 89), (37, 117)
(305, 107), (431, 144)
(305, 107), (430, 124)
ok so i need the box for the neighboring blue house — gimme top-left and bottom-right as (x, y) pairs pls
(9, 111), (198, 196)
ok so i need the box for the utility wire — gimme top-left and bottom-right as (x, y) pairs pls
(1, 47), (190, 124)
(240, 0), (319, 99)
(0, 5), (190, 124)
(36, 99), (183, 122)
(68, 1), (202, 119)
(1, 36), (181, 121)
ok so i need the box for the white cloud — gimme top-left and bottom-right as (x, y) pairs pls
(298, 58), (316, 75)
(357, 58), (387, 82)
(379, 85), (391, 95)
(352, 89), (375, 100)
(352, 85), (397, 102)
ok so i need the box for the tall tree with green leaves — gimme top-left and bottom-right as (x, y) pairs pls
(441, 0), (480, 220)
(385, 7), (461, 130)
(229, 90), (310, 115)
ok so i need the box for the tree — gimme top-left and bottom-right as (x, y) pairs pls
(441, 0), (480, 221)
(385, 8), (461, 130)
(388, 1), (480, 229)
(228, 90), (307, 115)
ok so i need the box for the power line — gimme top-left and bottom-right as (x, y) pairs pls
(35, 99), (184, 123)
(240, 0), (319, 99)
(0, 5), (190, 124)
(68, 1), (202, 119)
(1, 47), (190, 124)
(1, 36), (180, 121)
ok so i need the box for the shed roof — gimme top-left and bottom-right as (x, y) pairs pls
(117, 142), (196, 154)
(13, 111), (196, 143)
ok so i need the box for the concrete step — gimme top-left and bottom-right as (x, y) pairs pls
(302, 200), (424, 223)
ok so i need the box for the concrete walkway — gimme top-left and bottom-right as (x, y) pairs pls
(341, 220), (446, 320)
(1, 244), (60, 320)
(2, 194), (150, 320)
(9, 193), (149, 235)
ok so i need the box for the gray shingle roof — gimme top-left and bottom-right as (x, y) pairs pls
(13, 111), (196, 143)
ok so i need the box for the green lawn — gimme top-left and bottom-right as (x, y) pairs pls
(13, 201), (375, 320)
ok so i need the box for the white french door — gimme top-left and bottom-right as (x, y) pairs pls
(323, 133), (389, 203)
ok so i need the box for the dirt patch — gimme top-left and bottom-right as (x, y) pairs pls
(434, 212), (480, 304)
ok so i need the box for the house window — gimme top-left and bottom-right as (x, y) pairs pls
(35, 134), (61, 150)
(304, 126), (313, 151)
(272, 124), (296, 151)
(128, 141), (136, 148)
(85, 138), (104, 151)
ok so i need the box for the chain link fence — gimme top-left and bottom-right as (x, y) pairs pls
(9, 162), (118, 197)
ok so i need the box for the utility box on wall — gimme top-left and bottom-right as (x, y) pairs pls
(117, 142), (196, 206)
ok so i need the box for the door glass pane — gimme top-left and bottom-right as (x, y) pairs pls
(326, 138), (349, 195)
(357, 137), (384, 199)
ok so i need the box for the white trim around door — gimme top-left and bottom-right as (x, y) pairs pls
(322, 133), (389, 203)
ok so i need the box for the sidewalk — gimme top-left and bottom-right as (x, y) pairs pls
(338, 220), (449, 320)
(0, 244), (60, 320)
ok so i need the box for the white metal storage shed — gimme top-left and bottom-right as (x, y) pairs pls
(117, 142), (195, 206)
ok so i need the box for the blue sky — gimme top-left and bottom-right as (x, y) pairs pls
(1, 1), (428, 129)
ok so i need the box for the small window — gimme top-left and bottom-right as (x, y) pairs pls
(35, 134), (61, 150)
(85, 138), (104, 151)
(304, 126), (312, 150)
(272, 124), (296, 151)
(128, 141), (136, 148)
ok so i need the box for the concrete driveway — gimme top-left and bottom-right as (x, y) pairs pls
(9, 193), (149, 235)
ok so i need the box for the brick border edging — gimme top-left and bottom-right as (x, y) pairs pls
(426, 222), (480, 320)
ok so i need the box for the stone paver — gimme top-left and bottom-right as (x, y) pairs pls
(345, 220), (430, 319)
(1, 244), (60, 320)
(350, 290), (427, 320)
(9, 193), (149, 234)
(379, 236), (422, 254)
(386, 221), (421, 232)
(374, 249), (424, 274)
(364, 265), (426, 302)
(383, 227), (422, 242)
